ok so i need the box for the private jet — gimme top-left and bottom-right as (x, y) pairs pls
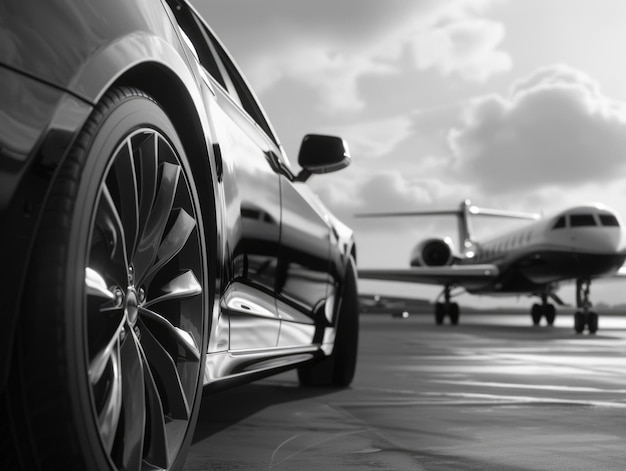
(357, 200), (626, 333)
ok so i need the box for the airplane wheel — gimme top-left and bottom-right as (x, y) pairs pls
(531, 304), (542, 326)
(574, 311), (585, 334)
(544, 304), (556, 326)
(435, 303), (445, 325)
(449, 303), (460, 325)
(587, 312), (598, 334)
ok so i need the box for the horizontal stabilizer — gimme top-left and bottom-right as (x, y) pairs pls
(356, 206), (539, 220)
(468, 206), (540, 220)
(356, 209), (463, 218)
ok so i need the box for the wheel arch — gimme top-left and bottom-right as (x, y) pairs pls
(114, 61), (220, 226)
(113, 61), (223, 346)
(66, 28), (223, 248)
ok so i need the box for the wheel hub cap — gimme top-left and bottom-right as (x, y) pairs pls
(125, 287), (139, 325)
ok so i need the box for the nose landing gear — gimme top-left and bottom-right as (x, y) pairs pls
(530, 293), (557, 326)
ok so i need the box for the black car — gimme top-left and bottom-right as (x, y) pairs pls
(0, 1), (358, 469)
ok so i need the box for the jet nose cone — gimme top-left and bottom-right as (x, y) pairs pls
(570, 227), (621, 253)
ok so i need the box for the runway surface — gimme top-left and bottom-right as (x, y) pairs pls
(184, 311), (626, 470)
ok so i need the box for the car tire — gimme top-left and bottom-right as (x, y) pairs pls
(298, 257), (359, 387)
(5, 87), (210, 471)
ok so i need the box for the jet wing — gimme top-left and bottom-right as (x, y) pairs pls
(358, 264), (499, 286)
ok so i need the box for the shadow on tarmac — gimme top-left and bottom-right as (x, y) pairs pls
(192, 379), (340, 444)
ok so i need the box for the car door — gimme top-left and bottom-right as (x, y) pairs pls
(275, 178), (333, 348)
(172, 5), (282, 351)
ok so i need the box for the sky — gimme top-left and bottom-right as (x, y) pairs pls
(194, 0), (626, 308)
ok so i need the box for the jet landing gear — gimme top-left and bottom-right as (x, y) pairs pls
(530, 294), (556, 326)
(435, 286), (459, 325)
(574, 278), (598, 334)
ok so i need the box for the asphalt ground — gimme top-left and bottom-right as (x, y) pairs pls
(184, 310), (626, 470)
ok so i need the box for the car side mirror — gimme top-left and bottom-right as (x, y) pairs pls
(295, 134), (351, 182)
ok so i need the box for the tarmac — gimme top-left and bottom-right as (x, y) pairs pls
(184, 310), (626, 470)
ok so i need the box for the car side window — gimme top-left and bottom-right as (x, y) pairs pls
(168, 2), (281, 150)
(189, 12), (279, 145)
(166, 1), (226, 89)
(207, 37), (277, 143)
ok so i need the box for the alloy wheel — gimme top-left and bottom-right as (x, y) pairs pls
(85, 128), (205, 470)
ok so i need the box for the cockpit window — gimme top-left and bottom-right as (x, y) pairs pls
(569, 214), (597, 227)
(552, 216), (566, 229)
(599, 214), (620, 227)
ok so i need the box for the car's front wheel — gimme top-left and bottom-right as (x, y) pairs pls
(6, 87), (210, 471)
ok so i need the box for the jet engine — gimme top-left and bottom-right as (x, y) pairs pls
(410, 238), (455, 266)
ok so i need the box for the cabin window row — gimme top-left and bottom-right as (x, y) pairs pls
(477, 230), (534, 261)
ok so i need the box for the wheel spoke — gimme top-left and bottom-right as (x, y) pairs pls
(96, 342), (123, 455)
(140, 345), (170, 469)
(96, 184), (130, 272)
(112, 140), (139, 259)
(133, 132), (159, 239)
(144, 270), (202, 309)
(139, 318), (191, 420)
(144, 208), (196, 284)
(88, 311), (125, 385)
(134, 162), (181, 284)
(85, 267), (115, 301)
(119, 330), (146, 471)
(140, 306), (200, 362)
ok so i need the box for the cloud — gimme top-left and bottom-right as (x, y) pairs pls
(311, 170), (432, 214)
(449, 64), (626, 192)
(320, 116), (414, 159)
(201, 0), (511, 113)
(410, 16), (511, 82)
(406, 104), (466, 162)
(245, 43), (394, 112)
(308, 166), (476, 227)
